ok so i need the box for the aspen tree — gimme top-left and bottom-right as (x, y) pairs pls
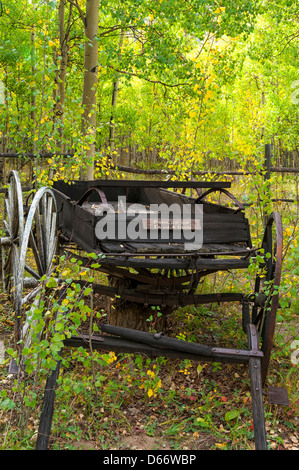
(81, 0), (99, 180)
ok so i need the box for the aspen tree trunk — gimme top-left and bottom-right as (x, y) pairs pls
(108, 28), (125, 160)
(53, 0), (73, 152)
(31, 26), (37, 154)
(0, 73), (9, 181)
(58, 0), (68, 113)
(81, 0), (99, 180)
(0, 80), (4, 182)
(0, 78), (6, 153)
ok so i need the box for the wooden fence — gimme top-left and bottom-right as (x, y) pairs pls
(0, 145), (298, 205)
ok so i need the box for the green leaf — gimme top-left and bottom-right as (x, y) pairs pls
(46, 277), (58, 288)
(194, 417), (210, 428)
(55, 322), (64, 331)
(84, 287), (92, 296)
(225, 410), (240, 422)
(0, 397), (16, 410)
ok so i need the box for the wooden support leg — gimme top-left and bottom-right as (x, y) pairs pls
(35, 360), (61, 450)
(249, 356), (268, 450)
(247, 324), (268, 450)
(35, 287), (68, 450)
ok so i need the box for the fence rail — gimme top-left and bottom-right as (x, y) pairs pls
(1, 152), (299, 176)
(0, 147), (298, 205)
(115, 164), (299, 176)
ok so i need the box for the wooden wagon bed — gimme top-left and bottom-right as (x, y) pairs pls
(52, 179), (253, 270)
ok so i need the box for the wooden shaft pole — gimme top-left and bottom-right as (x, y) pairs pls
(247, 324), (268, 450)
(35, 360), (61, 450)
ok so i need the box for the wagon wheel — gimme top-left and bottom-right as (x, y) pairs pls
(1, 171), (24, 302)
(14, 187), (58, 350)
(252, 212), (283, 382)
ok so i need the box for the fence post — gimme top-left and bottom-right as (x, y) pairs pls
(263, 144), (272, 225)
(264, 144), (271, 181)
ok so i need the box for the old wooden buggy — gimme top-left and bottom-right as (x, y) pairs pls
(0, 170), (283, 450)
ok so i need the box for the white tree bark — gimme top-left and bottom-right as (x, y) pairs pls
(81, 0), (99, 180)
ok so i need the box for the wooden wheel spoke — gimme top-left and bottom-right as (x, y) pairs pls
(4, 199), (12, 236)
(46, 195), (53, 249)
(22, 284), (43, 307)
(41, 194), (49, 265)
(25, 263), (41, 281)
(35, 204), (46, 273)
(29, 228), (44, 277)
(46, 212), (57, 272)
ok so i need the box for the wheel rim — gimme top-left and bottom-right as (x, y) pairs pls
(1, 170), (24, 298)
(252, 212), (283, 381)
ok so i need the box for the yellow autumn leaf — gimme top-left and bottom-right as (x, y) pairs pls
(203, 89), (214, 104)
(189, 110), (196, 118)
(62, 269), (70, 276)
(147, 370), (155, 378)
(215, 442), (227, 448)
(148, 389), (154, 397)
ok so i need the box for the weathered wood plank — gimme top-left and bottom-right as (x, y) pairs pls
(62, 250), (193, 288)
(35, 360), (61, 450)
(101, 324), (213, 357)
(124, 242), (186, 253)
(54, 179), (231, 190)
(86, 280), (245, 306)
(64, 334), (250, 364)
(97, 255), (250, 271)
(247, 324), (268, 450)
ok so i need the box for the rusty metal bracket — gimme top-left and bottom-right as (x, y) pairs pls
(268, 386), (289, 406)
(211, 347), (263, 359)
(77, 187), (108, 206)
